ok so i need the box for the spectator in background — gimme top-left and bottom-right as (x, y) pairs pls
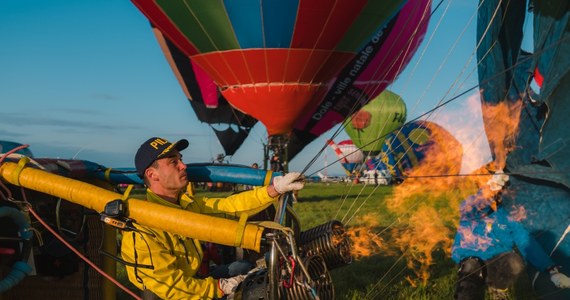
(270, 153), (284, 172)
(373, 170), (379, 186)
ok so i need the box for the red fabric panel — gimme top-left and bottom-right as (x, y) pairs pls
(222, 84), (328, 135)
(191, 49), (354, 86)
(292, 0), (367, 49)
(534, 66), (544, 88)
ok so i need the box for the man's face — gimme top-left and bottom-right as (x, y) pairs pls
(148, 151), (188, 193)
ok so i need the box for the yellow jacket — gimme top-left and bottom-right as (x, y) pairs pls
(121, 186), (277, 299)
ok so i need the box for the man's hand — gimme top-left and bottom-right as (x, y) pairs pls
(273, 172), (305, 194)
(551, 271), (570, 288)
(487, 170), (509, 191)
(218, 274), (247, 295)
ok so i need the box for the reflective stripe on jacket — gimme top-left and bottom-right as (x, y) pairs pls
(121, 186), (277, 299)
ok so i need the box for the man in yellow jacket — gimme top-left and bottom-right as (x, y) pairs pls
(121, 137), (304, 299)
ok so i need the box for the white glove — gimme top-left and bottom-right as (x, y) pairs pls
(218, 274), (247, 295)
(273, 172), (305, 194)
(487, 170), (509, 191)
(551, 271), (570, 288)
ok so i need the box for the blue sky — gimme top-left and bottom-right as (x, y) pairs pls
(0, 1), (492, 176)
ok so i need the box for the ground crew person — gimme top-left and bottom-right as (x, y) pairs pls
(121, 137), (304, 299)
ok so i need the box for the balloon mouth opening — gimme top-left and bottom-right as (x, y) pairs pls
(221, 82), (325, 91)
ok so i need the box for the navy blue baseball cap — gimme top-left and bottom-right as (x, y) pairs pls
(135, 137), (189, 176)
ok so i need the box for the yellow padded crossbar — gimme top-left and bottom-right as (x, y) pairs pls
(0, 162), (265, 252)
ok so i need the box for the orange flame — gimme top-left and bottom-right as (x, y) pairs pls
(383, 120), (480, 285)
(345, 214), (394, 259)
(382, 101), (522, 285)
(340, 98), (523, 286)
(480, 99), (522, 170)
(392, 206), (454, 284)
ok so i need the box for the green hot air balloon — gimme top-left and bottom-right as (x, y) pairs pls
(344, 90), (406, 155)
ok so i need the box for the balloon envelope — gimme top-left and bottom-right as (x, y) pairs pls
(337, 140), (365, 165)
(288, 0), (431, 159)
(152, 28), (257, 156)
(344, 90), (407, 154)
(377, 120), (462, 179)
(132, 0), (405, 136)
(328, 140), (364, 173)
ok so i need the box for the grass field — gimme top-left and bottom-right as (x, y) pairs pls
(288, 182), (457, 299)
(117, 182), (538, 299)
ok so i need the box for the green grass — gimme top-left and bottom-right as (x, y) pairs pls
(192, 182), (462, 299)
(294, 183), (459, 299)
(116, 182), (538, 299)
(301, 183), (541, 300)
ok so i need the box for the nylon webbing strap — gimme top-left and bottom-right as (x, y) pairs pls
(104, 168), (112, 182)
(234, 213), (249, 247)
(264, 171), (273, 186)
(255, 221), (293, 234)
(12, 157), (30, 186)
(122, 184), (134, 200)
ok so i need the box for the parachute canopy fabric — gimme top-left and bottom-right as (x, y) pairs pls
(477, 1), (570, 298)
(132, 0), (406, 136)
(377, 120), (462, 179)
(287, 0), (431, 159)
(344, 90), (407, 155)
(152, 28), (257, 156)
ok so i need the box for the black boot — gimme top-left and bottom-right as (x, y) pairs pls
(455, 257), (486, 300)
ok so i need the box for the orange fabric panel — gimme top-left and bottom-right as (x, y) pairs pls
(222, 84), (328, 135)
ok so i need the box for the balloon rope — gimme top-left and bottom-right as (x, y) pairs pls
(327, 0), (445, 221)
(300, 0), (445, 176)
(302, 0), (430, 175)
(318, 2), (536, 292)
(298, 1), (339, 85)
(303, 33), (569, 180)
(338, 0), (487, 185)
(373, 0), (488, 179)
(338, 183), (370, 223)
(19, 189), (143, 300)
(182, 2), (244, 87)
(300, 8), (570, 286)
(362, 1), (436, 111)
(364, 249), (410, 299)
